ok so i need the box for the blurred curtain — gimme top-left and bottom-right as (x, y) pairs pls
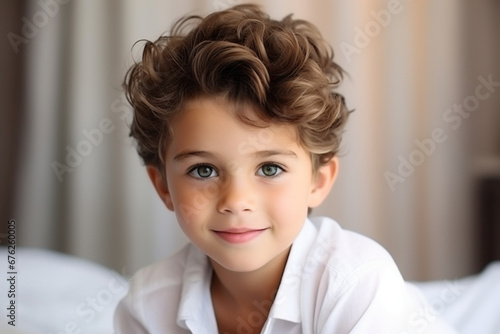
(13, 0), (499, 280)
(0, 2), (26, 242)
(14, 0), (191, 275)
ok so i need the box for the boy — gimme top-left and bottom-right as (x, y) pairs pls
(114, 4), (457, 334)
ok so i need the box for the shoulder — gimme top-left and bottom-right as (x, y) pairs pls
(115, 243), (195, 330)
(128, 243), (191, 297)
(308, 217), (404, 298)
(306, 216), (396, 274)
(281, 216), (402, 304)
(115, 243), (213, 333)
(290, 218), (456, 333)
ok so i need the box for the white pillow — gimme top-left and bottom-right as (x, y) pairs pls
(0, 247), (128, 334)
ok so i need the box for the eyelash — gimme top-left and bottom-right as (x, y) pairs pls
(186, 162), (287, 180)
(256, 162), (286, 178)
(187, 163), (218, 179)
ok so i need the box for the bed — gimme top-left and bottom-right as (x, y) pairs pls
(1, 247), (499, 333)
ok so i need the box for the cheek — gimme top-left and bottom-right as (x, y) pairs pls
(264, 179), (310, 222)
(171, 181), (216, 225)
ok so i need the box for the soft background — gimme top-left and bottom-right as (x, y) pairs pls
(1, 0), (499, 282)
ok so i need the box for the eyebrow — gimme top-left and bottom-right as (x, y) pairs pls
(251, 149), (298, 159)
(173, 151), (213, 162)
(173, 149), (298, 162)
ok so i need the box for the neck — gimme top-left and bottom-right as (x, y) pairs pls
(210, 246), (291, 310)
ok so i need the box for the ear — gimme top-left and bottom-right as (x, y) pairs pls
(308, 157), (339, 208)
(146, 165), (174, 211)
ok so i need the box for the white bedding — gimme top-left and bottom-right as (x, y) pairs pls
(413, 262), (500, 334)
(0, 247), (128, 334)
(1, 247), (499, 333)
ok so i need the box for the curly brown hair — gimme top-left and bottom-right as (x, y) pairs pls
(124, 4), (349, 173)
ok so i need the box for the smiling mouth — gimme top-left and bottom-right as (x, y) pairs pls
(212, 228), (268, 244)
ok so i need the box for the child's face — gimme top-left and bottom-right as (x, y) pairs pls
(150, 96), (334, 273)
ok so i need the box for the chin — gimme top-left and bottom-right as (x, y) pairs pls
(212, 256), (269, 273)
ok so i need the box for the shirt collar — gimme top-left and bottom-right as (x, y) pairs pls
(176, 245), (217, 332)
(268, 218), (317, 324)
(176, 218), (317, 329)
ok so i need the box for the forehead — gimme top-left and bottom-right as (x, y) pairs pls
(167, 96), (303, 156)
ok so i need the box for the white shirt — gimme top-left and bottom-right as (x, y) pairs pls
(114, 217), (457, 333)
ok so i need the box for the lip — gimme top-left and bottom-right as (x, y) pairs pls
(212, 228), (268, 244)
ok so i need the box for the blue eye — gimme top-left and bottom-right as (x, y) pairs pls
(257, 164), (284, 177)
(189, 165), (218, 179)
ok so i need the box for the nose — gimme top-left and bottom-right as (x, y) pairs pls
(217, 177), (256, 214)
